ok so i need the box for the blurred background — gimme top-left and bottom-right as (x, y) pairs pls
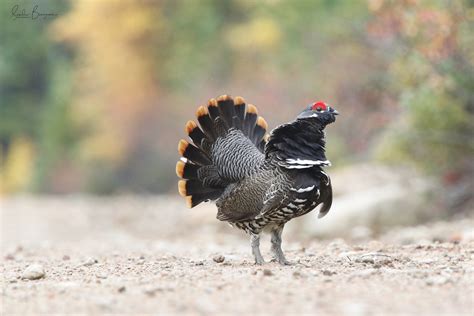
(1, 0), (473, 240)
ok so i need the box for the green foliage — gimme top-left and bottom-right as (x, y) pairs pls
(0, 0), (75, 192)
(374, 0), (474, 180)
(377, 87), (473, 174)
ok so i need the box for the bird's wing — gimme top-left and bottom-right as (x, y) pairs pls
(259, 171), (320, 217)
(215, 170), (273, 222)
(265, 120), (330, 169)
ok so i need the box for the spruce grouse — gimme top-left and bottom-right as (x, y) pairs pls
(176, 95), (338, 264)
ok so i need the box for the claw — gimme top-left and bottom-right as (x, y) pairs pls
(271, 255), (291, 265)
(255, 258), (265, 265)
(278, 258), (292, 266)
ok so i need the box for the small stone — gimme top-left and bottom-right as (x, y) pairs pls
(118, 286), (126, 293)
(356, 253), (393, 265)
(144, 286), (172, 296)
(360, 256), (375, 264)
(96, 272), (108, 279)
(5, 254), (15, 260)
(62, 255), (70, 261)
(322, 269), (336, 276)
(292, 270), (303, 278)
(83, 257), (98, 266)
(213, 255), (225, 263)
(21, 264), (45, 280)
(263, 269), (273, 276)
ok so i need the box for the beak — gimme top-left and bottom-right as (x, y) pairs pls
(330, 107), (339, 115)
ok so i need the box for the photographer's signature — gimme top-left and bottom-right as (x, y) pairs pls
(11, 4), (58, 20)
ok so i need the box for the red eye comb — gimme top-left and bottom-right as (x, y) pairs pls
(311, 101), (327, 111)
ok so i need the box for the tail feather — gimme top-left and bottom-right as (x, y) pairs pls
(217, 95), (235, 128)
(243, 104), (258, 137)
(252, 117), (268, 145)
(196, 106), (216, 140)
(213, 117), (229, 137)
(258, 134), (269, 152)
(178, 179), (224, 207)
(178, 179), (217, 196)
(207, 99), (220, 122)
(234, 97), (246, 122)
(178, 139), (211, 166)
(177, 95), (270, 208)
(185, 192), (223, 208)
(185, 120), (206, 148)
(176, 160), (199, 179)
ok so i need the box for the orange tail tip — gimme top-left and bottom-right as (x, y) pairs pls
(178, 139), (189, 156)
(217, 94), (233, 102)
(178, 180), (187, 197)
(176, 160), (185, 178)
(247, 104), (258, 114)
(185, 120), (198, 134)
(256, 116), (268, 130)
(208, 98), (218, 107)
(234, 96), (245, 105)
(196, 105), (209, 117)
(185, 196), (193, 208)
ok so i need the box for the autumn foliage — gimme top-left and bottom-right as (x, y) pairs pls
(1, 0), (472, 208)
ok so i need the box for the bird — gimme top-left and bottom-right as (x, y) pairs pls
(176, 95), (338, 265)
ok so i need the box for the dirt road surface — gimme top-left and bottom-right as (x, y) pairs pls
(1, 196), (473, 315)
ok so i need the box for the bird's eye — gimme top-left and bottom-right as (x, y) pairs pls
(316, 107), (322, 111)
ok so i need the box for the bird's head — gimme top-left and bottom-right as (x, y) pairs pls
(297, 101), (339, 125)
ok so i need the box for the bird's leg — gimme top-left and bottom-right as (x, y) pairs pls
(250, 233), (265, 265)
(270, 225), (291, 265)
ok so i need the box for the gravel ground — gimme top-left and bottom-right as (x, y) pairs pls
(1, 196), (474, 315)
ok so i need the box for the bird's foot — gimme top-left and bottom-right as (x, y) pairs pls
(271, 245), (291, 265)
(271, 256), (292, 266)
(251, 233), (265, 265)
(254, 256), (266, 265)
(271, 249), (291, 265)
(270, 225), (290, 265)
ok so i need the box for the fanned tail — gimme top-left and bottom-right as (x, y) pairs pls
(176, 95), (269, 208)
